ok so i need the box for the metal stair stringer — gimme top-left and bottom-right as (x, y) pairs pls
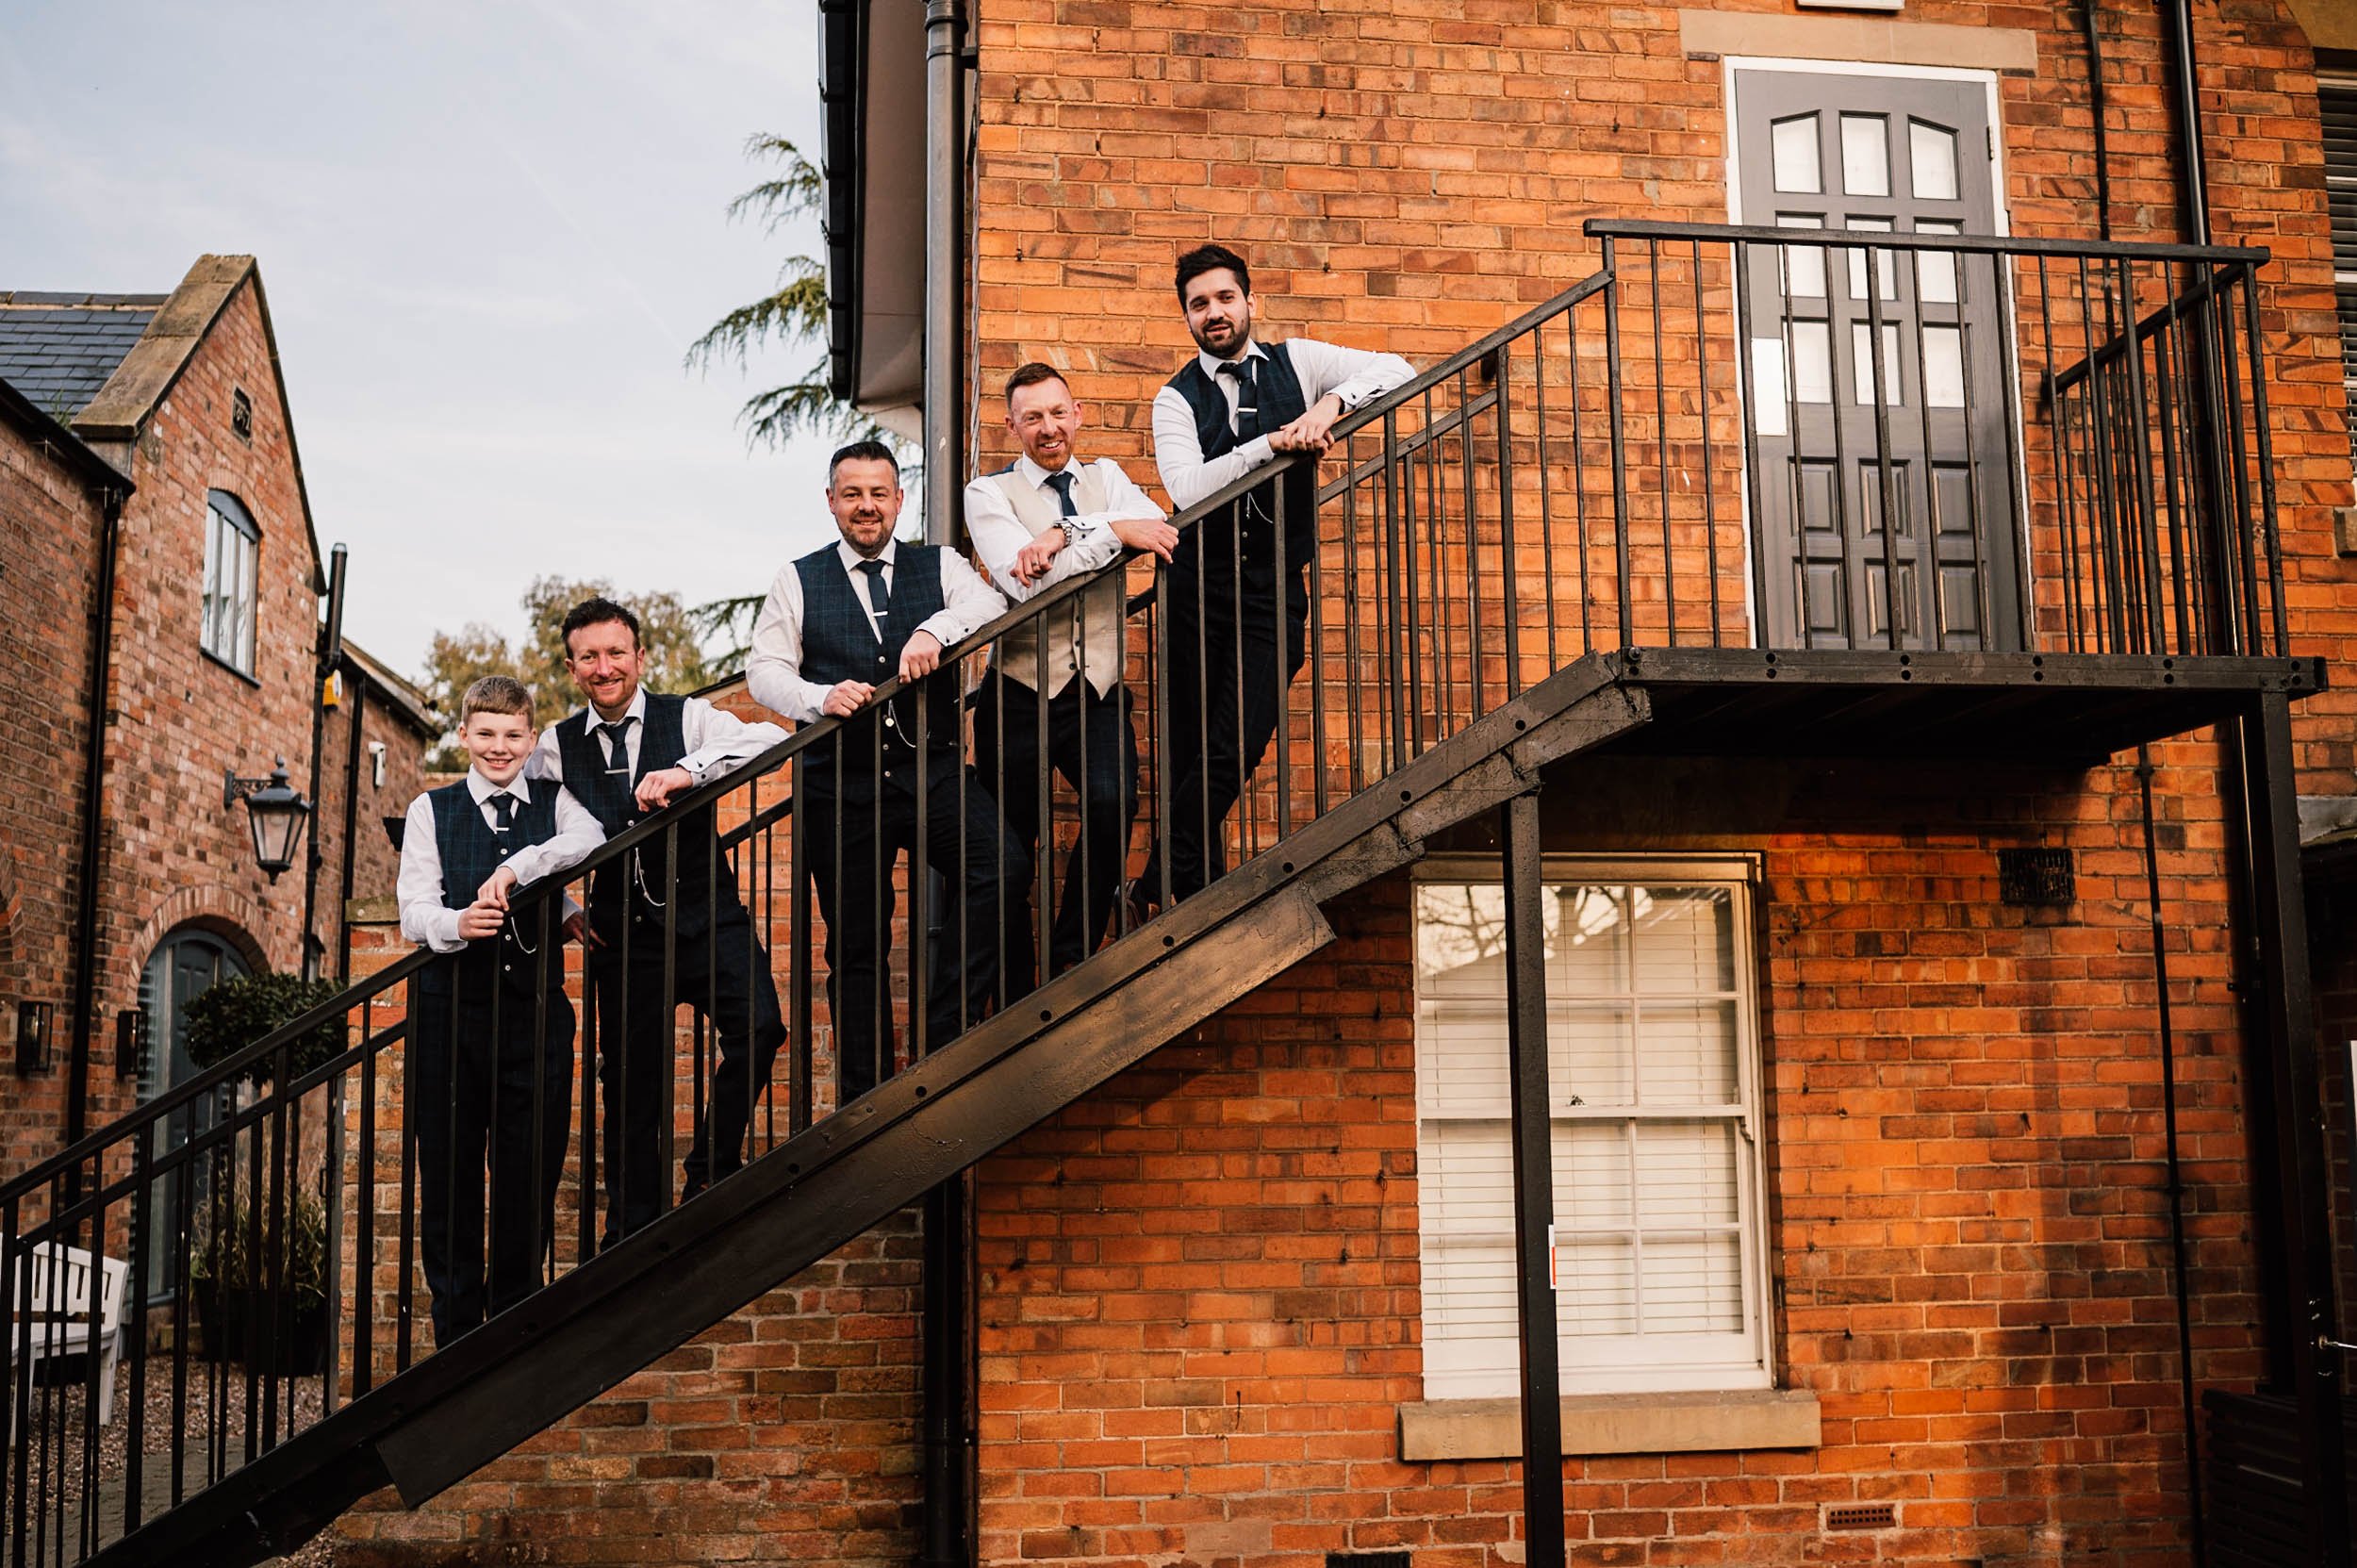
(105, 655), (1651, 1568)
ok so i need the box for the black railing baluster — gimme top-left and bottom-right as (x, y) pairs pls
(1603, 237), (1632, 649)
(1343, 448), (1364, 794)
(2152, 279), (2192, 654)
(1309, 458), (1330, 817)
(1733, 241), (1771, 652)
(1777, 242), (1818, 651)
(1694, 239), (1722, 646)
(2115, 257), (2167, 654)
(2239, 268), (2287, 657)
(1569, 305), (1591, 652)
(1951, 251), (1993, 652)
(1381, 408), (1407, 772)
(1652, 239), (1676, 644)
(2215, 267), (2259, 654)
(1496, 340), (1522, 696)
(1530, 311), (1558, 670)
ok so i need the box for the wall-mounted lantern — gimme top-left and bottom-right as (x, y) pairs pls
(115, 1007), (146, 1081)
(223, 756), (313, 883)
(15, 1000), (53, 1076)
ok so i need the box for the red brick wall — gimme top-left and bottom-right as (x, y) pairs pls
(968, 0), (2357, 789)
(971, 751), (2261, 1567)
(0, 415), (107, 1182)
(97, 273), (322, 1022)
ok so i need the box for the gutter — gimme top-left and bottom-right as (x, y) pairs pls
(64, 477), (131, 1164)
(819, 0), (867, 404)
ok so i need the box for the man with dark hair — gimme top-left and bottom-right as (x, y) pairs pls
(1146, 242), (1412, 904)
(532, 595), (788, 1244)
(966, 364), (1177, 984)
(746, 441), (1024, 1104)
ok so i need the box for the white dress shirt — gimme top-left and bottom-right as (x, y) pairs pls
(746, 536), (1009, 723)
(964, 454), (1165, 604)
(397, 770), (605, 953)
(1151, 335), (1414, 511)
(527, 686), (787, 788)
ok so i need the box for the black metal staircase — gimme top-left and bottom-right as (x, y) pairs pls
(3, 222), (2324, 1568)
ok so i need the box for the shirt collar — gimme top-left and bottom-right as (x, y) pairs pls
(836, 536), (898, 575)
(468, 768), (528, 804)
(585, 688), (647, 730)
(1014, 453), (1083, 490)
(1197, 338), (1267, 381)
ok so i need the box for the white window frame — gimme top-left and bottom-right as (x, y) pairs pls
(1413, 854), (1772, 1399)
(202, 490), (259, 676)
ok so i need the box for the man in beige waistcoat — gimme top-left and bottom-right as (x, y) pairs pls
(966, 362), (1178, 988)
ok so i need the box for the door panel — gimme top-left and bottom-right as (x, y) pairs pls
(1735, 68), (2022, 651)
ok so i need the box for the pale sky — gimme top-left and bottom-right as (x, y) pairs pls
(0, 0), (841, 680)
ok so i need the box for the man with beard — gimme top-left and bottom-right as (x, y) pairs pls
(1145, 242), (1412, 907)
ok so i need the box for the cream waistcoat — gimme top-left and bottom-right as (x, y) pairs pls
(986, 465), (1127, 698)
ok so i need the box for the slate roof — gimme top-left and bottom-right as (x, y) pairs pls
(0, 291), (168, 421)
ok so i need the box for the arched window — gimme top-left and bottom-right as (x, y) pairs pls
(203, 490), (259, 675)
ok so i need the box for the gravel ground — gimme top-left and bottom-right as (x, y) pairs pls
(7, 1351), (337, 1564)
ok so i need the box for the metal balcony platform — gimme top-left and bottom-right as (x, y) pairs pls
(1594, 648), (2326, 765)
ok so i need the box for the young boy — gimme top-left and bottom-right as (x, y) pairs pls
(395, 675), (603, 1345)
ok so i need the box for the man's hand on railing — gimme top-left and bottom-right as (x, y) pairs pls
(1011, 531), (1065, 586)
(634, 767), (695, 812)
(456, 899), (507, 942)
(1109, 515), (1178, 562)
(822, 679), (876, 717)
(1268, 392), (1345, 456)
(898, 630), (945, 682)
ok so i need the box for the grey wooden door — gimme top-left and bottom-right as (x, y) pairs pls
(1734, 68), (2021, 651)
(140, 929), (247, 1300)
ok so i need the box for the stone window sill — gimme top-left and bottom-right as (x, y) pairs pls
(1399, 1388), (1821, 1461)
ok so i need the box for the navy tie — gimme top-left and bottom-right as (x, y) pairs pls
(1221, 358), (1262, 439)
(597, 719), (633, 774)
(1044, 470), (1079, 518)
(856, 558), (892, 623)
(489, 793), (516, 833)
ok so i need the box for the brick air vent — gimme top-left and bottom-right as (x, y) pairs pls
(1823, 1502), (1899, 1533)
(231, 387), (254, 441)
(1999, 847), (2073, 906)
(1328, 1555), (1411, 1568)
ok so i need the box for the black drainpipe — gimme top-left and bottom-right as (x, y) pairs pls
(64, 481), (129, 1184)
(300, 544), (348, 982)
(2085, 5), (2205, 1555)
(918, 6), (975, 1566)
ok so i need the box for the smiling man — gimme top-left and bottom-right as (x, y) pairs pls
(966, 363), (1176, 985)
(532, 596), (788, 1246)
(746, 441), (1024, 1105)
(1146, 242), (1413, 908)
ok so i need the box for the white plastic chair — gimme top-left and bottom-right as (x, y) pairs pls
(6, 1241), (128, 1443)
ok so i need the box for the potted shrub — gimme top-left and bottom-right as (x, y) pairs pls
(182, 972), (346, 1085)
(190, 1184), (328, 1373)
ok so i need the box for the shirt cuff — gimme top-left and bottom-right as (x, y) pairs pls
(915, 610), (968, 651)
